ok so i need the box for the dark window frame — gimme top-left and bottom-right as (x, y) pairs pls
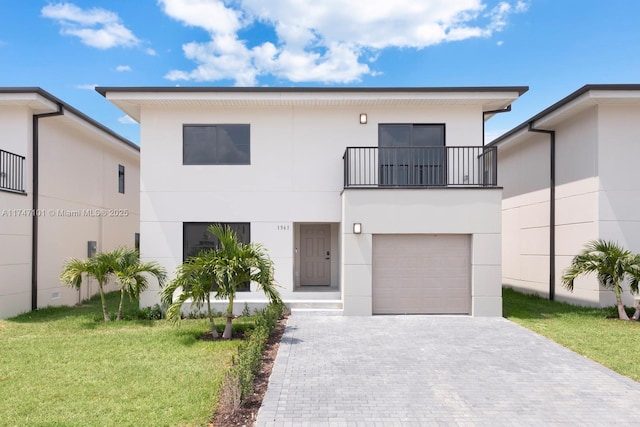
(183, 124), (251, 165)
(183, 222), (251, 292)
(378, 123), (447, 186)
(118, 164), (125, 194)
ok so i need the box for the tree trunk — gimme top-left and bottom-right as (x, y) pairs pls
(632, 300), (640, 321)
(98, 283), (110, 322)
(207, 295), (219, 338)
(614, 283), (629, 320)
(222, 295), (234, 339)
(116, 290), (125, 321)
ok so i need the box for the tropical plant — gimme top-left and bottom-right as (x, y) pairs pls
(60, 247), (167, 322)
(161, 250), (221, 337)
(112, 247), (167, 321)
(562, 240), (640, 320)
(162, 224), (281, 338)
(60, 250), (121, 321)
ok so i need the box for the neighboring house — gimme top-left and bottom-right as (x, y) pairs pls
(490, 84), (640, 307)
(0, 88), (140, 319)
(98, 86), (527, 316)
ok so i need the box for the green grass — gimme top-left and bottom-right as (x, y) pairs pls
(503, 287), (640, 381)
(0, 292), (244, 426)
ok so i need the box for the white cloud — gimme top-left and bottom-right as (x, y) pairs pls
(159, 0), (529, 85)
(118, 115), (137, 125)
(116, 65), (132, 72)
(145, 47), (158, 56)
(75, 83), (98, 90)
(496, 40), (504, 46)
(42, 2), (140, 49)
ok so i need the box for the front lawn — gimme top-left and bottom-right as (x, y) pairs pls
(0, 292), (243, 426)
(503, 287), (640, 381)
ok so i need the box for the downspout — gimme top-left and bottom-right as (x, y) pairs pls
(31, 104), (64, 311)
(528, 123), (556, 301)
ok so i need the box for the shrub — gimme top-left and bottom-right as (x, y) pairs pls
(216, 302), (286, 417)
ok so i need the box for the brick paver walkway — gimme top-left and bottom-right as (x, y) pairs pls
(256, 315), (640, 426)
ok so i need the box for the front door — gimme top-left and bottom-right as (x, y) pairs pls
(300, 224), (331, 286)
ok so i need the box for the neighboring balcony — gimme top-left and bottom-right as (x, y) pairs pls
(343, 146), (498, 189)
(0, 149), (26, 194)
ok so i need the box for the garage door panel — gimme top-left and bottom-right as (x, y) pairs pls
(373, 234), (471, 315)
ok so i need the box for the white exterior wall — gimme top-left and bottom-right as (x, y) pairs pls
(0, 106), (140, 318)
(0, 106), (32, 318)
(499, 99), (640, 307)
(138, 103), (485, 309)
(341, 189), (502, 316)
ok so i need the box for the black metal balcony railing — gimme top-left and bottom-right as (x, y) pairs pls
(0, 149), (26, 194)
(343, 146), (497, 188)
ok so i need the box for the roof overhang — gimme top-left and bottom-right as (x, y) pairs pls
(0, 89), (60, 114)
(96, 86), (528, 122)
(490, 84), (640, 149)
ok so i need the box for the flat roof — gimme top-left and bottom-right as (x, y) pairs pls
(0, 87), (138, 151)
(489, 84), (640, 146)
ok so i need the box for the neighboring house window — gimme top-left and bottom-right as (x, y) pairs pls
(134, 233), (140, 251)
(118, 164), (125, 194)
(183, 222), (251, 291)
(183, 124), (250, 165)
(378, 124), (446, 186)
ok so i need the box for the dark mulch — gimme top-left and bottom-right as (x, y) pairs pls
(210, 314), (288, 427)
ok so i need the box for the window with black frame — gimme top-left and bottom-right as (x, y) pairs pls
(378, 124), (445, 186)
(183, 222), (251, 291)
(183, 124), (250, 165)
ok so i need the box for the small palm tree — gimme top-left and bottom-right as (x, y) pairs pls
(562, 240), (640, 320)
(161, 251), (221, 337)
(162, 225), (281, 339)
(113, 247), (167, 321)
(60, 250), (121, 321)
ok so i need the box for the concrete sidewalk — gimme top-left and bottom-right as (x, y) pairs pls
(256, 315), (640, 426)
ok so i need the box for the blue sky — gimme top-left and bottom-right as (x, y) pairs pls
(1, 0), (639, 144)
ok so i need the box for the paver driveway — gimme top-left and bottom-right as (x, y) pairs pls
(256, 315), (640, 426)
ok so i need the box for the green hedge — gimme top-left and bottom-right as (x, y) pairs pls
(217, 302), (286, 415)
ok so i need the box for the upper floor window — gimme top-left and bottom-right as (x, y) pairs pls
(118, 164), (125, 194)
(378, 124), (446, 186)
(183, 124), (250, 165)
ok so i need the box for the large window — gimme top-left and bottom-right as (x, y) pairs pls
(378, 124), (446, 186)
(183, 124), (250, 165)
(183, 222), (251, 291)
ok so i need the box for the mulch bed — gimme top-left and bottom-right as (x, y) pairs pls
(210, 314), (288, 427)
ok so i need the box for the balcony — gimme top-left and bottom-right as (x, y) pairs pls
(0, 149), (26, 194)
(343, 146), (497, 189)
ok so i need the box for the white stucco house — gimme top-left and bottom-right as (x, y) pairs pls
(0, 88), (140, 319)
(98, 86), (527, 316)
(489, 84), (640, 307)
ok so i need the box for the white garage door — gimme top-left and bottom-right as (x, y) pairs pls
(373, 234), (471, 315)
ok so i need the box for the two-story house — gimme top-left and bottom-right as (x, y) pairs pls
(0, 88), (140, 318)
(98, 86), (527, 316)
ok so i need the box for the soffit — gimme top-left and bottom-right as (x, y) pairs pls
(0, 92), (59, 114)
(102, 90), (522, 122)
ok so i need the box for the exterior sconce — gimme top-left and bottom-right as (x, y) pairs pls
(353, 223), (362, 234)
(359, 113), (367, 124)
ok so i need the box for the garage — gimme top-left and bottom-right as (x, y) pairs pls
(372, 234), (471, 314)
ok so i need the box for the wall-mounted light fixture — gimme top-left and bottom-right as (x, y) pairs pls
(353, 223), (362, 234)
(359, 113), (367, 124)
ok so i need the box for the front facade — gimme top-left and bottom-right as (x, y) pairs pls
(491, 84), (640, 307)
(0, 88), (140, 318)
(99, 86), (526, 316)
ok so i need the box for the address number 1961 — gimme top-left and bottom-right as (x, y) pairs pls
(277, 224), (290, 231)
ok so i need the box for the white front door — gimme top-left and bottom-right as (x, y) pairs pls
(300, 224), (331, 286)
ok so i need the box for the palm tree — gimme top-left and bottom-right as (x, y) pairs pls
(161, 251), (221, 337)
(113, 247), (167, 321)
(162, 224), (281, 339)
(60, 250), (121, 321)
(562, 240), (640, 320)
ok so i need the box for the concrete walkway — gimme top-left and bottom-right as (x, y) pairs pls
(256, 315), (640, 426)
